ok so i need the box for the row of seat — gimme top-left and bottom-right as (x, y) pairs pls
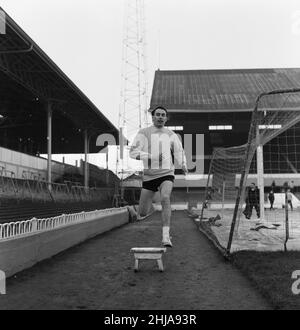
(0, 199), (114, 224)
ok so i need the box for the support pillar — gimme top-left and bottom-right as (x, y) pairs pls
(47, 102), (52, 192)
(119, 127), (124, 203)
(84, 129), (89, 191)
(257, 144), (265, 221)
(106, 152), (109, 186)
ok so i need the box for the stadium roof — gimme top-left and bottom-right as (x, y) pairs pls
(0, 7), (118, 134)
(150, 68), (300, 112)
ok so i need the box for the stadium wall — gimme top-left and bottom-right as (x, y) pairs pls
(174, 174), (300, 188)
(0, 146), (77, 181)
(0, 209), (129, 277)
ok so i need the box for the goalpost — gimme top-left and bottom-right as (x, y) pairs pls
(200, 88), (300, 256)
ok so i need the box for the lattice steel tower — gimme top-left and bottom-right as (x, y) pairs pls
(119, 0), (149, 143)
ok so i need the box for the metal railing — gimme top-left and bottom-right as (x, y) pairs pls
(0, 207), (128, 240)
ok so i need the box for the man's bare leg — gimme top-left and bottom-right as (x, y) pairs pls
(137, 188), (155, 219)
(159, 180), (174, 246)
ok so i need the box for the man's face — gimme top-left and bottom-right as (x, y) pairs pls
(251, 184), (255, 190)
(152, 108), (167, 128)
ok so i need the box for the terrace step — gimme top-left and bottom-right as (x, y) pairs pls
(0, 199), (113, 224)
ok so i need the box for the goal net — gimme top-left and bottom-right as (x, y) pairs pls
(199, 88), (300, 256)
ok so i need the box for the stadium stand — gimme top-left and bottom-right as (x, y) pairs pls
(0, 8), (128, 225)
(150, 69), (300, 181)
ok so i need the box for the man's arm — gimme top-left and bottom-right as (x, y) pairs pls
(129, 131), (151, 161)
(172, 133), (188, 174)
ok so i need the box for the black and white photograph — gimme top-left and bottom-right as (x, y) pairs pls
(1, 0), (300, 313)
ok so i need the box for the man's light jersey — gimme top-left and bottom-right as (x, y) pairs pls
(130, 126), (187, 182)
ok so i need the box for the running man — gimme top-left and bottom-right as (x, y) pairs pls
(129, 106), (187, 247)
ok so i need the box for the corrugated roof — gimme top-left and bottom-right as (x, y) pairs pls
(0, 7), (118, 133)
(150, 69), (300, 112)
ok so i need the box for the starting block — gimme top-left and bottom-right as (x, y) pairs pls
(130, 247), (167, 272)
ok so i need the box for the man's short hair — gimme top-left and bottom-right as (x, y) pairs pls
(150, 106), (168, 116)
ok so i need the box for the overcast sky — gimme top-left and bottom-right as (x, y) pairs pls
(1, 0), (300, 130)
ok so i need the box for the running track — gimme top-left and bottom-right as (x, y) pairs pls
(0, 211), (270, 310)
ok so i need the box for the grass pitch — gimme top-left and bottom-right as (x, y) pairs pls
(232, 250), (300, 310)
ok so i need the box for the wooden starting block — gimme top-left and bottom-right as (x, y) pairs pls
(130, 247), (167, 272)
